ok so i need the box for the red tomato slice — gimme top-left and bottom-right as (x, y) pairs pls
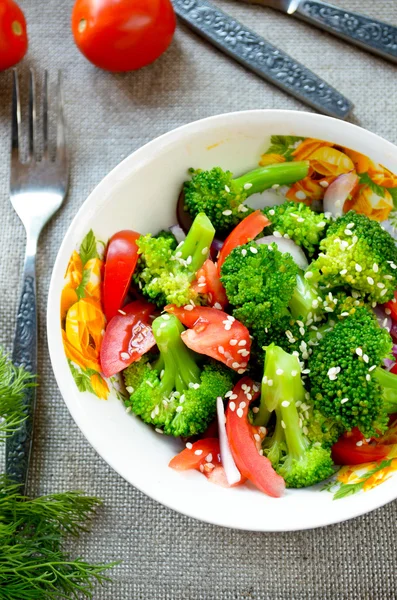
(225, 378), (286, 497)
(103, 230), (140, 322)
(165, 305), (251, 372)
(169, 438), (245, 487)
(385, 291), (397, 322)
(192, 259), (228, 309)
(0, 0), (28, 71)
(100, 300), (156, 378)
(331, 435), (390, 466)
(218, 210), (270, 274)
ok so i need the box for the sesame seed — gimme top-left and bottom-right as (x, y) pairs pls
(126, 386), (134, 394)
(340, 312), (349, 317)
(341, 398), (349, 404)
(222, 209), (232, 216)
(303, 426), (309, 435)
(363, 354), (369, 363)
(194, 449), (203, 455)
(230, 339), (238, 346)
(225, 185), (230, 193)
(346, 222), (355, 229)
(373, 263), (379, 273)
(176, 406), (183, 413)
(249, 246), (258, 254)
(281, 400), (290, 407)
(244, 183), (252, 190)
(224, 323), (232, 331)
(225, 391), (233, 398)
(319, 181), (329, 188)
(384, 275), (393, 280)
(238, 369), (246, 374)
(291, 370), (298, 377)
(252, 407), (259, 413)
(186, 442), (193, 449)
(304, 271), (313, 279)
(356, 441), (363, 447)
(241, 248), (247, 256)
(366, 374), (371, 381)
(239, 401), (247, 409)
(213, 302), (222, 310)
(118, 309), (127, 315)
(391, 264), (397, 270)
(366, 276), (375, 286)
(199, 464), (204, 472)
(259, 449), (264, 456)
(126, 406), (132, 413)
(206, 453), (213, 462)
(272, 183), (280, 189)
(317, 221), (326, 228)
(229, 401), (236, 411)
(380, 288), (388, 296)
(269, 209), (275, 216)
(344, 229), (353, 236)
(218, 346), (225, 354)
(254, 433), (261, 442)
(120, 351), (130, 360)
(237, 340), (247, 347)
(377, 282), (385, 289)
(281, 420), (287, 429)
(273, 231), (282, 238)
(340, 269), (347, 276)
(299, 327), (305, 336)
(180, 394), (185, 403)
(302, 368), (310, 374)
(369, 365), (376, 372)
(237, 408), (244, 418)
(356, 348), (363, 356)
(295, 191), (306, 200)
(355, 263), (362, 272)
(184, 304), (193, 311)
(296, 217), (305, 223)
(201, 247), (208, 256)
(232, 362), (240, 369)
(312, 299), (319, 308)
(276, 368), (284, 375)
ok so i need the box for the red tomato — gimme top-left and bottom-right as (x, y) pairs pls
(169, 438), (244, 487)
(0, 0), (28, 71)
(71, 0), (176, 72)
(165, 305), (251, 372)
(385, 291), (397, 322)
(103, 230), (140, 322)
(217, 210), (270, 274)
(331, 431), (390, 466)
(100, 300), (156, 377)
(192, 259), (228, 309)
(225, 378), (285, 497)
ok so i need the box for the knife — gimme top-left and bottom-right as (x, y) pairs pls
(239, 0), (397, 64)
(172, 0), (353, 119)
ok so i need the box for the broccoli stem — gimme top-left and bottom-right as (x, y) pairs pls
(152, 315), (201, 395)
(289, 273), (321, 320)
(234, 161), (309, 196)
(264, 406), (285, 466)
(280, 398), (307, 457)
(374, 367), (397, 414)
(179, 212), (215, 274)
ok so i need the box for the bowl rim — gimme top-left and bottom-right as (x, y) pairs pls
(48, 109), (397, 531)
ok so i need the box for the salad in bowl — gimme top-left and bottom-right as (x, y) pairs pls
(49, 110), (397, 530)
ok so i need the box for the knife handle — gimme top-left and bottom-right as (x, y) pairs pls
(173, 0), (352, 119)
(294, 0), (397, 64)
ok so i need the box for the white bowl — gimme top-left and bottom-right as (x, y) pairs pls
(48, 110), (397, 531)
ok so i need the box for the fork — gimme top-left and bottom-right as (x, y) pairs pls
(6, 70), (69, 494)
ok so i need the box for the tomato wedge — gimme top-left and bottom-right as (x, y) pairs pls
(169, 438), (245, 487)
(385, 291), (397, 322)
(103, 230), (140, 322)
(225, 377), (285, 497)
(218, 210), (270, 273)
(100, 300), (156, 377)
(192, 259), (228, 309)
(165, 305), (251, 372)
(331, 429), (390, 466)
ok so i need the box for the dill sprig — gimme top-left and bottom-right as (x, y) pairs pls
(0, 349), (116, 598)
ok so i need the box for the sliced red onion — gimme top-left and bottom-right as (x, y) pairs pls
(216, 396), (241, 486)
(391, 322), (397, 344)
(256, 235), (308, 270)
(211, 238), (224, 254)
(323, 171), (358, 218)
(373, 305), (392, 331)
(383, 358), (395, 370)
(393, 345), (397, 359)
(169, 224), (186, 244)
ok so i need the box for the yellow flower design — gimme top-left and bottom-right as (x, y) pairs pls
(345, 185), (393, 222)
(60, 251), (83, 320)
(258, 153), (286, 166)
(90, 373), (109, 399)
(84, 257), (103, 300)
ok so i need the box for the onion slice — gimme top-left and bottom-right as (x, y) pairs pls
(373, 305), (392, 332)
(169, 224), (186, 244)
(256, 235), (308, 270)
(216, 396), (241, 485)
(323, 171), (358, 218)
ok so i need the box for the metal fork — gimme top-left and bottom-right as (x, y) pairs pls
(6, 70), (69, 493)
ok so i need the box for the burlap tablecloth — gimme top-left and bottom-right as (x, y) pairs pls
(0, 0), (396, 597)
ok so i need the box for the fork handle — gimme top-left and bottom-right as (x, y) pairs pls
(293, 0), (397, 64)
(6, 249), (37, 494)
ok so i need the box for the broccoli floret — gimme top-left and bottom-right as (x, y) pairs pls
(134, 212), (215, 308)
(374, 367), (397, 416)
(308, 306), (393, 436)
(123, 314), (234, 437)
(307, 211), (397, 303)
(305, 407), (345, 449)
(261, 344), (334, 488)
(184, 162), (309, 235)
(263, 201), (330, 256)
(154, 229), (178, 250)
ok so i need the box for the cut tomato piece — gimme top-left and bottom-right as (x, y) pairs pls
(331, 433), (390, 466)
(385, 291), (397, 322)
(103, 230), (140, 322)
(192, 259), (228, 309)
(218, 210), (270, 273)
(165, 305), (251, 372)
(225, 377), (285, 497)
(100, 300), (156, 378)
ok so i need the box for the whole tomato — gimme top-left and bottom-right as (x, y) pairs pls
(71, 0), (176, 72)
(0, 0), (28, 71)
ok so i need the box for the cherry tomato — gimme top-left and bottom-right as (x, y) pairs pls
(71, 0), (176, 72)
(100, 300), (156, 377)
(169, 438), (244, 487)
(225, 378), (285, 497)
(103, 230), (140, 322)
(385, 291), (397, 322)
(192, 259), (228, 309)
(0, 0), (28, 71)
(165, 305), (251, 372)
(217, 210), (270, 274)
(331, 429), (390, 466)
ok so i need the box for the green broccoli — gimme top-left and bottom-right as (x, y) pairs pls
(154, 229), (178, 250)
(184, 161), (309, 235)
(260, 344), (334, 488)
(308, 306), (394, 436)
(263, 201), (330, 256)
(123, 314), (234, 437)
(307, 211), (397, 303)
(134, 212), (215, 308)
(374, 367), (397, 416)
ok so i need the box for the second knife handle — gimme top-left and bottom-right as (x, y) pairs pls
(295, 0), (397, 64)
